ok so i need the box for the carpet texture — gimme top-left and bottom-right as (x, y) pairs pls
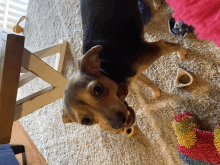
(17, 0), (220, 164)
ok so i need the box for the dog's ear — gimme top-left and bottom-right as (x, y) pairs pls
(79, 45), (103, 75)
(116, 82), (128, 101)
(62, 109), (76, 123)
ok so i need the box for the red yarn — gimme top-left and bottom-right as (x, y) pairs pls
(178, 128), (220, 164)
(165, 0), (220, 47)
(174, 111), (191, 122)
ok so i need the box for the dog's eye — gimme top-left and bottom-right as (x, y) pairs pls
(93, 85), (103, 95)
(81, 118), (92, 125)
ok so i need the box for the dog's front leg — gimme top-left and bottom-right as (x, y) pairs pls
(158, 40), (187, 60)
(137, 73), (160, 99)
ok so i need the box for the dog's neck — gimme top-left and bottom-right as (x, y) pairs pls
(98, 47), (138, 84)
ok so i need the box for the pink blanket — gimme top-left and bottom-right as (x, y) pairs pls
(166, 0), (220, 47)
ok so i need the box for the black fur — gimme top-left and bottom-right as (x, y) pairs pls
(81, 0), (145, 84)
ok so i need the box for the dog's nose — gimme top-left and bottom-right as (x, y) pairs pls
(111, 112), (126, 130)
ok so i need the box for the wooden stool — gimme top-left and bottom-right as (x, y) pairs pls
(0, 30), (68, 163)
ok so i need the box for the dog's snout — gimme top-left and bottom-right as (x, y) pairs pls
(117, 112), (126, 123)
(110, 112), (126, 130)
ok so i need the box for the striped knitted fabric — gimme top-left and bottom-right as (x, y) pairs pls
(177, 149), (215, 165)
(173, 112), (220, 164)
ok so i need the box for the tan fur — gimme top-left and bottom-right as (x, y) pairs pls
(62, 0), (187, 133)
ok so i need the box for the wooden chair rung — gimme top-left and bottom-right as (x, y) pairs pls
(14, 83), (67, 121)
(21, 48), (68, 88)
(19, 40), (67, 87)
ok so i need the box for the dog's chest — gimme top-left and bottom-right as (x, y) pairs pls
(81, 0), (143, 83)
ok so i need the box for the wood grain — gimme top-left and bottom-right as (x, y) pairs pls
(19, 40), (67, 88)
(55, 40), (67, 73)
(21, 48), (68, 88)
(14, 83), (67, 121)
(0, 31), (24, 144)
(10, 120), (47, 165)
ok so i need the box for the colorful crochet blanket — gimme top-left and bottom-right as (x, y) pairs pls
(173, 112), (220, 164)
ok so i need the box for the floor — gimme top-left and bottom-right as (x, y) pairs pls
(10, 121), (47, 165)
(17, 0), (220, 164)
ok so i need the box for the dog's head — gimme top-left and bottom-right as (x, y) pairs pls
(62, 45), (135, 133)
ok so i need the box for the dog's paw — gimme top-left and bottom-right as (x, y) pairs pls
(177, 48), (187, 61)
(152, 88), (161, 99)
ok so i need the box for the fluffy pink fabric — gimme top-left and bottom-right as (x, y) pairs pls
(165, 0), (220, 47)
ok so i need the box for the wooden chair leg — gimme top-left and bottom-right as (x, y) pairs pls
(10, 144), (27, 165)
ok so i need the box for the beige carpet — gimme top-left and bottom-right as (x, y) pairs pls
(17, 0), (220, 164)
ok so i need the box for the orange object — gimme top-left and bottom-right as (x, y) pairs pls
(124, 125), (139, 137)
(13, 16), (25, 33)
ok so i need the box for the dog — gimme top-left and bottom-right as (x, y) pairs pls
(62, 0), (187, 133)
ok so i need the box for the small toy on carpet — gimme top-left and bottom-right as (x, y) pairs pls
(172, 111), (220, 164)
(168, 17), (195, 39)
(174, 68), (195, 88)
(124, 125), (139, 137)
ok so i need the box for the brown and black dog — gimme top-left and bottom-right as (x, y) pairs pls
(62, 0), (187, 134)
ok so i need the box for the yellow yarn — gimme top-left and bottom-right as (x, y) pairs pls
(214, 138), (220, 154)
(176, 131), (197, 149)
(172, 118), (195, 135)
(214, 127), (220, 154)
(214, 128), (220, 140)
(172, 116), (198, 149)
